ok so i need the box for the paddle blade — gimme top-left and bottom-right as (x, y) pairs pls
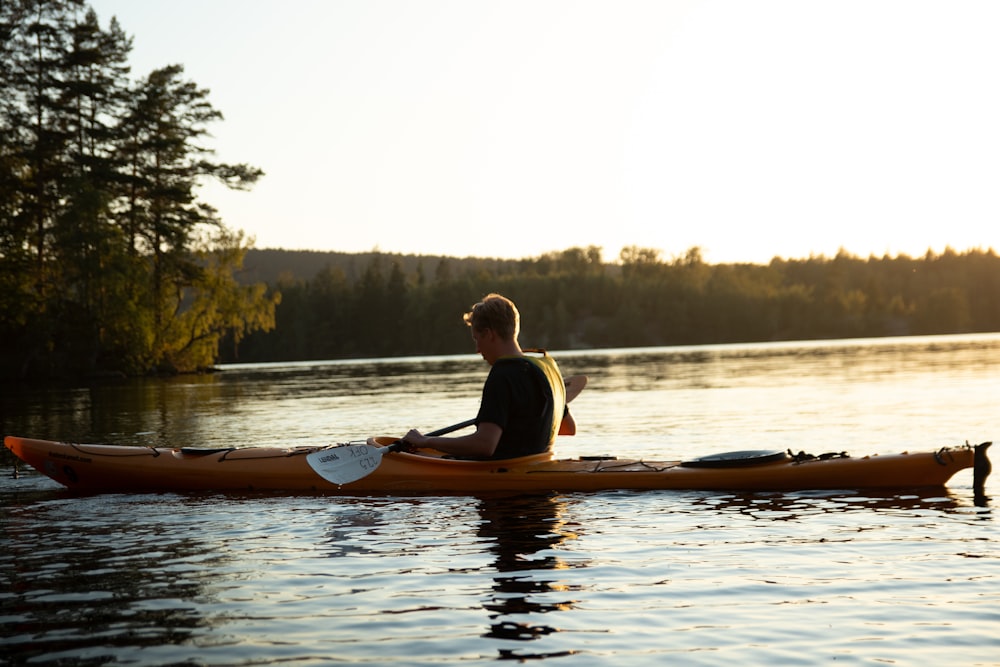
(307, 442), (388, 486)
(565, 374), (587, 403)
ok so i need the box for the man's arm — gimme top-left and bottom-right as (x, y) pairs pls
(403, 422), (502, 459)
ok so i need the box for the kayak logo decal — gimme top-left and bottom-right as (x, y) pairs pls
(316, 450), (342, 464)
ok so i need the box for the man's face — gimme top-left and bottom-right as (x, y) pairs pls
(471, 327), (496, 365)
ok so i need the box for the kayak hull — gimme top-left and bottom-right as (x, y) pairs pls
(4, 435), (990, 496)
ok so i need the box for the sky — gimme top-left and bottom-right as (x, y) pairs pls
(88, 0), (1000, 265)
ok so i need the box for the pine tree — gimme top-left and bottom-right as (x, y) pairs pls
(0, 1), (272, 377)
(115, 64), (263, 370)
(1, 0), (82, 374)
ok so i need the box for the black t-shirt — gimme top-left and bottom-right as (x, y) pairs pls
(476, 357), (554, 460)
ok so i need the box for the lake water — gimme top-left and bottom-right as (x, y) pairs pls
(2, 334), (998, 665)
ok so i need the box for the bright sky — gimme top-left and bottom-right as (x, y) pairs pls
(89, 0), (1000, 264)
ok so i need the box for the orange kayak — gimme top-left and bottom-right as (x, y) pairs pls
(4, 435), (991, 496)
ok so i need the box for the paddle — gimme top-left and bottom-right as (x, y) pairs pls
(307, 374), (587, 486)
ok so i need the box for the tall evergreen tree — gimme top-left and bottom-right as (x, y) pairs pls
(1, 0), (83, 374)
(53, 6), (133, 371)
(0, 1), (273, 378)
(115, 63), (263, 371)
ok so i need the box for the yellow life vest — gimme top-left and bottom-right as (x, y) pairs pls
(521, 349), (566, 446)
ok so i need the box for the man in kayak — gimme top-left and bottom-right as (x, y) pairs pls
(403, 293), (569, 460)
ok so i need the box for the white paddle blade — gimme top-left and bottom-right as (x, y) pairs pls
(307, 443), (386, 486)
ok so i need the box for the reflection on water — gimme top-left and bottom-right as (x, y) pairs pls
(2, 492), (218, 663)
(477, 494), (581, 659)
(1, 333), (998, 665)
(558, 334), (1000, 458)
(685, 486), (989, 521)
(0, 481), (995, 664)
(576, 332), (1000, 393)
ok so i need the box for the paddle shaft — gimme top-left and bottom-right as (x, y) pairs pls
(380, 418), (478, 455)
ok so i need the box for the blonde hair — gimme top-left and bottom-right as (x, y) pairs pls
(463, 293), (520, 340)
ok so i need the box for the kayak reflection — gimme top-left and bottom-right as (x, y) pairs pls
(476, 493), (584, 660)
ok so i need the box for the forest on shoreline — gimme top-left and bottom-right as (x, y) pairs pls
(225, 245), (1000, 364)
(3, 3), (998, 381)
(1, 1), (276, 380)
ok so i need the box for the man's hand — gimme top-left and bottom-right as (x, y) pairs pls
(403, 429), (428, 447)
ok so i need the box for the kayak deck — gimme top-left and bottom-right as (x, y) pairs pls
(4, 435), (991, 496)
(351, 437), (989, 494)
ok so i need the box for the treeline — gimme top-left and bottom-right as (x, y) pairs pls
(5, 4), (998, 380)
(227, 245), (1000, 363)
(0, 1), (277, 379)
(239, 248), (532, 288)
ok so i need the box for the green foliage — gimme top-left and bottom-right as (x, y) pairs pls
(227, 246), (1000, 363)
(0, 1), (272, 379)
